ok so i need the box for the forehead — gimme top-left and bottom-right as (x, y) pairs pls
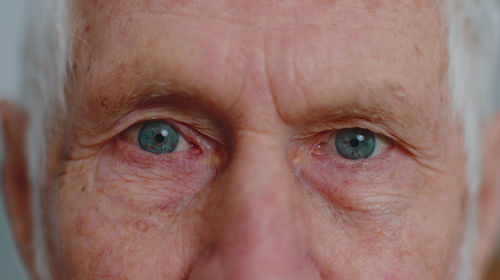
(70, 0), (447, 128)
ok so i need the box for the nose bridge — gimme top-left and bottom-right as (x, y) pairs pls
(222, 131), (296, 246)
(188, 131), (323, 280)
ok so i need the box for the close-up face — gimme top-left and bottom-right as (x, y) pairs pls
(4, 0), (500, 280)
(43, 0), (465, 278)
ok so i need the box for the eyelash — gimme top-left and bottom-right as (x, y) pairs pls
(311, 130), (393, 160)
(120, 120), (200, 154)
(119, 119), (394, 167)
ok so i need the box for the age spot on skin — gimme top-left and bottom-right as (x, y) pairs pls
(135, 221), (149, 233)
(98, 95), (108, 107)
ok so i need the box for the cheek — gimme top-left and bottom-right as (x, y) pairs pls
(301, 173), (466, 279)
(94, 139), (217, 211)
(48, 143), (217, 279)
(297, 141), (468, 278)
(55, 200), (172, 279)
(51, 164), (200, 280)
(298, 148), (419, 220)
(383, 272), (403, 280)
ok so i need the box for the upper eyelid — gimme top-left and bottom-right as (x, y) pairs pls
(330, 129), (394, 151)
(294, 116), (407, 143)
(125, 118), (225, 156)
(86, 107), (396, 154)
(308, 127), (394, 146)
(78, 106), (224, 147)
(122, 119), (195, 144)
(330, 129), (393, 143)
(77, 113), (181, 148)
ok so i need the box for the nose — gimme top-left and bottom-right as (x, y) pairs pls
(188, 132), (322, 280)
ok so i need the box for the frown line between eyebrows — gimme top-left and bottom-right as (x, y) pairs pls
(80, 73), (426, 146)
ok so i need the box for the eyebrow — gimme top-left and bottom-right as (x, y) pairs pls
(305, 92), (435, 152)
(74, 63), (436, 155)
(70, 70), (234, 146)
(70, 34), (442, 157)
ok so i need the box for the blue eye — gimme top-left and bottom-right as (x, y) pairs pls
(137, 122), (179, 154)
(335, 128), (376, 160)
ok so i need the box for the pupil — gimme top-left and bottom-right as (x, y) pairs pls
(154, 133), (165, 143)
(350, 138), (360, 147)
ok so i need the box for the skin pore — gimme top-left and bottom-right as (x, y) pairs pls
(15, 0), (482, 279)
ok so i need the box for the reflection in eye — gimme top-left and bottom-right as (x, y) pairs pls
(334, 128), (376, 160)
(138, 122), (179, 154)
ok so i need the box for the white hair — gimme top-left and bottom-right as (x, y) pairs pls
(16, 0), (500, 279)
(446, 0), (500, 279)
(20, 0), (69, 279)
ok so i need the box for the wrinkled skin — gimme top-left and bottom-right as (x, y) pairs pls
(3, 0), (500, 280)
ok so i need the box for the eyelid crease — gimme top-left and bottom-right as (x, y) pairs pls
(292, 117), (426, 159)
(74, 108), (224, 149)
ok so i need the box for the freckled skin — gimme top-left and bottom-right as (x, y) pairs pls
(41, 0), (469, 279)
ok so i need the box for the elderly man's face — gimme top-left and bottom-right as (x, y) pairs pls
(5, 0), (500, 279)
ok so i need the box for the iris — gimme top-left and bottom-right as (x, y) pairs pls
(335, 128), (376, 160)
(137, 122), (179, 154)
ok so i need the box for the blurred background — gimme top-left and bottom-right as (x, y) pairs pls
(0, 1), (499, 279)
(0, 0), (30, 279)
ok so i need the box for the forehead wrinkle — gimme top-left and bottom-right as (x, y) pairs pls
(68, 0), (449, 143)
(69, 0), (443, 74)
(72, 0), (435, 33)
